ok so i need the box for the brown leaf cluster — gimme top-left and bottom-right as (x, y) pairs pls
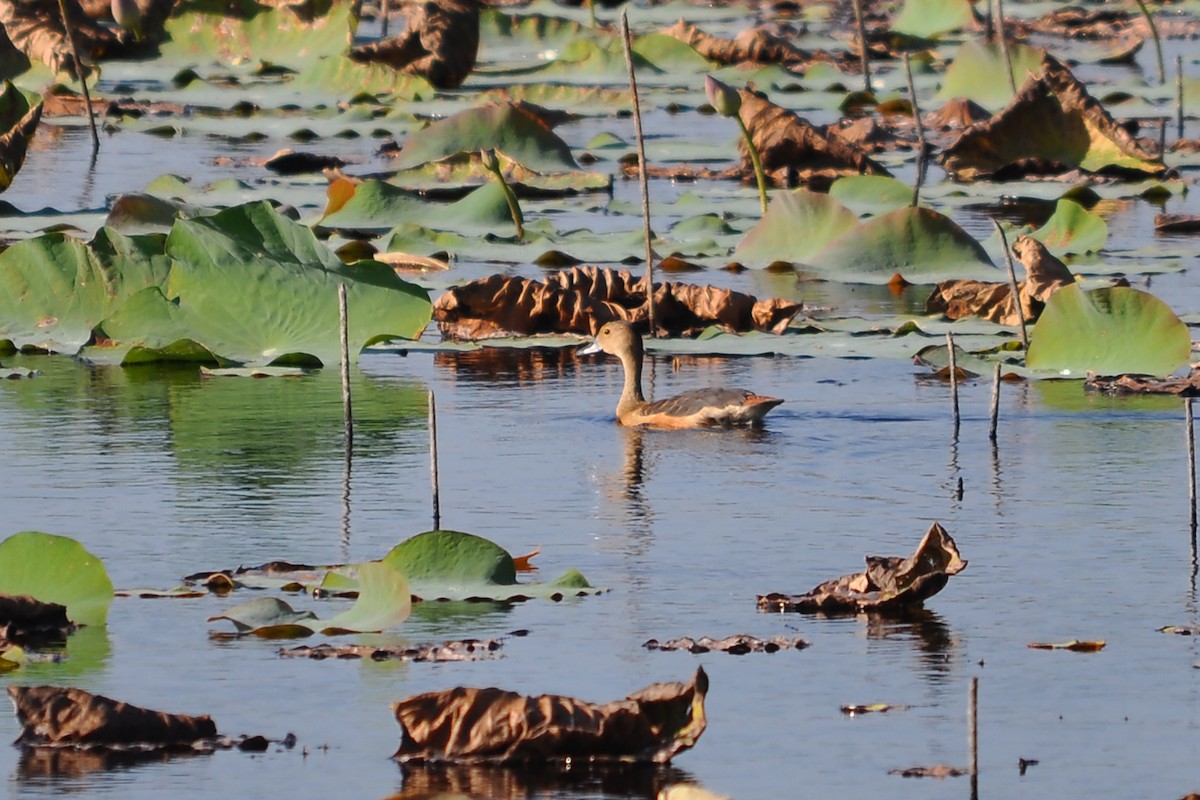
(757, 522), (967, 614)
(392, 667), (708, 764)
(643, 634), (808, 654)
(925, 236), (1075, 326)
(8, 685), (217, 748)
(432, 267), (801, 340)
(941, 55), (1165, 180)
(280, 638), (504, 662)
(1085, 370), (1200, 396)
(350, 0), (480, 89)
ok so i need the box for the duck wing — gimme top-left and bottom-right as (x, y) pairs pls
(637, 387), (783, 427)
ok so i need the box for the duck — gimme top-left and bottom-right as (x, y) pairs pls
(579, 320), (783, 429)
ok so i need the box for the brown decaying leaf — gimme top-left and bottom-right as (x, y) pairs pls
(265, 149), (346, 175)
(0, 99), (42, 194)
(0, 594), (73, 642)
(735, 88), (891, 189)
(757, 522), (967, 614)
(941, 54), (1165, 181)
(349, 0), (479, 89)
(890, 764), (969, 778)
(925, 236), (1075, 325)
(280, 638), (504, 662)
(642, 634), (808, 654)
(432, 266), (801, 340)
(660, 19), (845, 70)
(1155, 214), (1200, 234)
(8, 685), (217, 748)
(840, 703), (905, 715)
(1085, 370), (1200, 397)
(1027, 639), (1106, 652)
(391, 666), (708, 764)
(925, 98), (992, 131)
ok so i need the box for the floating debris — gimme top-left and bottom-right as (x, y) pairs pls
(643, 634), (808, 654)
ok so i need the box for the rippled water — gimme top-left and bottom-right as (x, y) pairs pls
(3, 341), (1200, 800)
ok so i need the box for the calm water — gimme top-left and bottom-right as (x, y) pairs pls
(2, 343), (1199, 800)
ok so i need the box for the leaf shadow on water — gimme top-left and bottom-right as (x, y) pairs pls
(390, 761), (698, 800)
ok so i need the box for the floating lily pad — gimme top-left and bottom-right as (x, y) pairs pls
(1025, 284), (1191, 377)
(733, 189), (860, 266)
(1028, 197), (1108, 255)
(891, 0), (974, 39)
(0, 532), (114, 626)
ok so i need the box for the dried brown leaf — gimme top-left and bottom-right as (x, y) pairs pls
(643, 634), (808, 654)
(1027, 639), (1106, 652)
(0, 594), (73, 641)
(392, 666), (708, 764)
(660, 19), (843, 70)
(757, 522), (967, 614)
(890, 763), (969, 778)
(926, 235), (1075, 325)
(941, 55), (1165, 180)
(432, 267), (800, 340)
(1085, 370), (1200, 396)
(1155, 214), (1200, 234)
(280, 638), (504, 662)
(349, 0), (479, 89)
(8, 685), (217, 748)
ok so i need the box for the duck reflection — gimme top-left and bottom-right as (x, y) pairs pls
(389, 761), (695, 800)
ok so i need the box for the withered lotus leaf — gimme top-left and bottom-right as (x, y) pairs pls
(1085, 371), (1200, 396)
(940, 55), (1165, 180)
(0, 594), (73, 642)
(432, 267), (800, 340)
(280, 638), (504, 662)
(925, 236), (1075, 325)
(643, 634), (808, 654)
(7, 685), (217, 748)
(889, 763), (969, 778)
(660, 19), (840, 70)
(392, 667), (708, 764)
(735, 88), (890, 189)
(1027, 639), (1106, 652)
(349, 0), (480, 89)
(757, 522), (967, 614)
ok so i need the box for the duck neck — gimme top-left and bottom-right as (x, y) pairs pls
(616, 348), (646, 418)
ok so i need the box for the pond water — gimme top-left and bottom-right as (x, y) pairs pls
(3, 337), (1200, 799)
(3, 11), (1200, 796)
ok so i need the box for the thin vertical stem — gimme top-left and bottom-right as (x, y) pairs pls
(992, 220), (1029, 349)
(989, 362), (1001, 442)
(55, 0), (99, 155)
(946, 330), (960, 435)
(380, 0), (390, 37)
(1133, 0), (1166, 86)
(621, 10), (656, 337)
(735, 115), (769, 215)
(1187, 399), (1196, 532)
(969, 677), (979, 799)
(429, 391), (441, 531)
(1177, 55), (1185, 141)
(850, 0), (871, 93)
(994, 0), (1016, 94)
(338, 283), (353, 440)
(903, 53), (927, 207)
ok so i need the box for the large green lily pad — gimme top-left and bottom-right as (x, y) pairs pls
(1026, 284), (1191, 377)
(0, 532), (114, 626)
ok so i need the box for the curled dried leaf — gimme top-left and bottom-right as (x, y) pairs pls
(1085, 371), (1200, 396)
(757, 522), (966, 614)
(349, 0), (479, 89)
(392, 667), (708, 764)
(8, 685), (216, 748)
(1027, 639), (1106, 652)
(0, 594), (73, 642)
(926, 236), (1075, 325)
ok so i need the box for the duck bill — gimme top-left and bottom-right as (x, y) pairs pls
(578, 340), (603, 355)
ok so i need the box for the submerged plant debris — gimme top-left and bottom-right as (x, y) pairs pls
(642, 635), (808, 654)
(392, 667), (708, 764)
(757, 522), (967, 614)
(889, 763), (969, 779)
(279, 637), (505, 662)
(1027, 639), (1106, 652)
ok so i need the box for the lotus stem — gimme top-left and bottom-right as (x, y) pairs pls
(380, 0), (390, 37)
(482, 149), (524, 242)
(946, 330), (960, 436)
(993, 0), (1016, 94)
(992, 220), (1028, 349)
(989, 361), (1001, 442)
(968, 677), (979, 792)
(850, 0), (870, 93)
(338, 283), (353, 438)
(587, 0), (596, 28)
(55, 0), (99, 155)
(1177, 55), (1185, 140)
(429, 390), (441, 531)
(621, 9), (656, 337)
(735, 115), (769, 216)
(902, 52), (927, 207)
(1133, 0), (1165, 86)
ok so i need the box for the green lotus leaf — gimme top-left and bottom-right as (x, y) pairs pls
(828, 175), (914, 216)
(102, 202), (431, 366)
(1028, 198), (1108, 255)
(320, 180), (513, 235)
(291, 56), (433, 102)
(804, 207), (998, 284)
(210, 561), (410, 637)
(535, 37), (661, 84)
(391, 103), (578, 174)
(938, 40), (1047, 111)
(161, 0), (354, 68)
(0, 532), (114, 626)
(1026, 284), (1191, 377)
(0, 228), (171, 354)
(632, 33), (713, 73)
(384, 530), (518, 586)
(891, 0), (974, 38)
(733, 189), (860, 266)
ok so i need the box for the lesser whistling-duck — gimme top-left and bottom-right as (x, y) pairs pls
(580, 321), (783, 429)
